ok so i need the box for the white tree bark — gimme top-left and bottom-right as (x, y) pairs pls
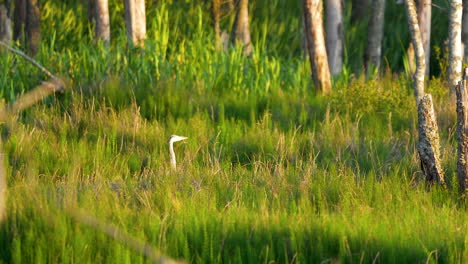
(325, 0), (343, 76)
(406, 0), (431, 76)
(462, 0), (468, 62)
(448, 0), (463, 89)
(231, 0), (252, 56)
(405, 0), (425, 103)
(365, 0), (385, 74)
(463, 0), (468, 62)
(418, 0), (431, 76)
(302, 0), (331, 94)
(95, 0), (110, 43)
(124, 0), (146, 48)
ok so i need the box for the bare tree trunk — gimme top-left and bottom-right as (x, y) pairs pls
(26, 0), (40, 55)
(87, 0), (96, 24)
(456, 67), (468, 193)
(302, 0), (332, 94)
(448, 0), (463, 90)
(463, 0), (468, 62)
(406, 0), (431, 76)
(124, 0), (146, 48)
(13, 0), (40, 55)
(405, 0), (425, 103)
(13, 0), (26, 44)
(405, 0), (445, 185)
(211, 0), (222, 50)
(231, 0), (252, 56)
(365, 0), (385, 75)
(0, 3), (12, 45)
(95, 0), (110, 43)
(325, 0), (343, 76)
(351, 0), (369, 23)
(418, 0), (431, 76)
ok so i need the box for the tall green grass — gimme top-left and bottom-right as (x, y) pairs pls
(0, 0), (466, 263)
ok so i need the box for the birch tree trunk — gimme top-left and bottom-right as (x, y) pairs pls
(463, 0), (468, 62)
(448, 0), (463, 90)
(365, 0), (385, 75)
(124, 0), (146, 48)
(418, 0), (431, 76)
(456, 67), (468, 193)
(94, 0), (110, 43)
(405, 0), (445, 185)
(405, 0), (425, 103)
(231, 0), (252, 56)
(302, 0), (332, 94)
(325, 0), (343, 76)
(0, 3), (12, 45)
(407, 0), (431, 76)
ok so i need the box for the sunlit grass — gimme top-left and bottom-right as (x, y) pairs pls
(0, 0), (465, 263)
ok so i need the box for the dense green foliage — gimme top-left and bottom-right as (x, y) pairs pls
(0, 0), (466, 263)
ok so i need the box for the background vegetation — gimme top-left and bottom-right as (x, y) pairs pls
(0, 0), (466, 263)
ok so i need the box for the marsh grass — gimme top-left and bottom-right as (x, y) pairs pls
(0, 0), (466, 263)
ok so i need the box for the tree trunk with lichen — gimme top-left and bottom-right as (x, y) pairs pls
(448, 0), (463, 90)
(124, 0), (146, 48)
(405, 0), (445, 185)
(231, 0), (252, 56)
(463, 0), (468, 62)
(417, 95), (445, 185)
(456, 67), (468, 192)
(325, 0), (343, 76)
(302, 0), (331, 94)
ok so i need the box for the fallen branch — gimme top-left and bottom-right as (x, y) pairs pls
(0, 77), (65, 123)
(0, 41), (66, 222)
(65, 207), (183, 264)
(0, 41), (58, 79)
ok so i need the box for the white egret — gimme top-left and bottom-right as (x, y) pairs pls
(168, 135), (188, 169)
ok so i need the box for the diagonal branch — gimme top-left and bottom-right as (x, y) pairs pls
(0, 78), (65, 123)
(0, 41), (67, 223)
(0, 40), (57, 80)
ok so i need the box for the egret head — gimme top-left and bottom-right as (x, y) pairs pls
(168, 135), (187, 169)
(169, 135), (188, 144)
